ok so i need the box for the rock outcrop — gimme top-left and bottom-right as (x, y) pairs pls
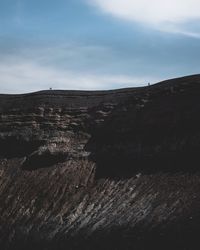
(1, 75), (200, 249)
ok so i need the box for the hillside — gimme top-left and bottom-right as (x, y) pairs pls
(1, 74), (200, 249)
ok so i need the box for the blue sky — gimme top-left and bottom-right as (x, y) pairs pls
(1, 0), (200, 93)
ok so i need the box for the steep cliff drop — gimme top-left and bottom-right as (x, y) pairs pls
(1, 75), (200, 250)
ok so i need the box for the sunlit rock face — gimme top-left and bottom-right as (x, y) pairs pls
(1, 75), (200, 250)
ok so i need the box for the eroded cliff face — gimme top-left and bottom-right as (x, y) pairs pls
(1, 75), (200, 250)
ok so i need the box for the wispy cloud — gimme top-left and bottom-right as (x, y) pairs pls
(0, 60), (155, 93)
(0, 42), (161, 93)
(88, 0), (200, 37)
(0, 44), (159, 94)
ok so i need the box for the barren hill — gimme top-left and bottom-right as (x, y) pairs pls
(1, 75), (200, 249)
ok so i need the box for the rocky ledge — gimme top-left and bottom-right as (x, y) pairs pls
(1, 75), (200, 250)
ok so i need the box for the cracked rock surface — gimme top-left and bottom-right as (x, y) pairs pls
(1, 75), (200, 249)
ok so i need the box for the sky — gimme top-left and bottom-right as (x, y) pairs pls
(1, 0), (200, 93)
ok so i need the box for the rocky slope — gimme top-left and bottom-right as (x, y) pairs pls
(1, 75), (200, 249)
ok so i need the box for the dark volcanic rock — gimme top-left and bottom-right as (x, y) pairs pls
(1, 75), (200, 249)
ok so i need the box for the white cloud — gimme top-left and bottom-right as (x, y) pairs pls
(88, 0), (200, 36)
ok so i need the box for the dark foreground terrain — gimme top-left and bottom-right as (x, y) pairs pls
(1, 75), (200, 249)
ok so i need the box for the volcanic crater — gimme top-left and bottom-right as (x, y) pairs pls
(1, 75), (200, 249)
